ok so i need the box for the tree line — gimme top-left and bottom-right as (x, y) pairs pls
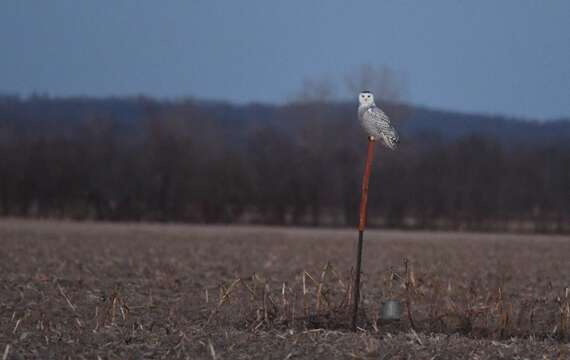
(0, 96), (568, 232)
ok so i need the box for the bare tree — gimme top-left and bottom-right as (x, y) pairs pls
(288, 75), (339, 225)
(344, 64), (408, 103)
(0, 95), (568, 232)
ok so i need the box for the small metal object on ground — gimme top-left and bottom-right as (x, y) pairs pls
(381, 300), (401, 321)
(351, 138), (375, 331)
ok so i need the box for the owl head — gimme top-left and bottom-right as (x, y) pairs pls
(358, 91), (375, 106)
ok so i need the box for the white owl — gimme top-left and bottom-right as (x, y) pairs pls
(358, 91), (400, 149)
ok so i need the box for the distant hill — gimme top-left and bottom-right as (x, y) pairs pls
(196, 100), (570, 146)
(2, 95), (568, 146)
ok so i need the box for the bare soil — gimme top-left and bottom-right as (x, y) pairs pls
(1, 219), (570, 359)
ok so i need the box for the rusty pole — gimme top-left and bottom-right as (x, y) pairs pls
(351, 137), (375, 331)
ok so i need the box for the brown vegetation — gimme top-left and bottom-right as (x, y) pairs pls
(1, 220), (569, 358)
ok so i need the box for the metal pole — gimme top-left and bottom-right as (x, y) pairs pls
(352, 138), (375, 331)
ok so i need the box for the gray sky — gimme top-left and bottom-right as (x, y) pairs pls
(1, 1), (569, 119)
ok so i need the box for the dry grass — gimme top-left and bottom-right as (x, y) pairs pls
(0, 219), (569, 358)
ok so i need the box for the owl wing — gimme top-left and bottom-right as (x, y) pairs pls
(364, 107), (394, 133)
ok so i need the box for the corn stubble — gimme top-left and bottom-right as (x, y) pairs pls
(206, 256), (570, 342)
(1, 220), (570, 358)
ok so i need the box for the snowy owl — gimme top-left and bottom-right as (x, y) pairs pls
(358, 91), (400, 149)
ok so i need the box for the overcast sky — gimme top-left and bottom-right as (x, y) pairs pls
(1, 1), (569, 119)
